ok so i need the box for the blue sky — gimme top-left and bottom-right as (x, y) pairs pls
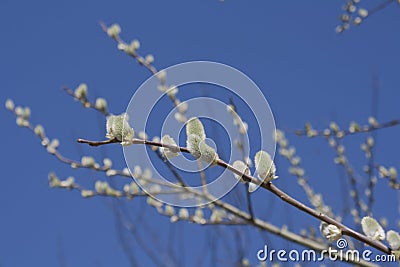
(1, 1), (400, 266)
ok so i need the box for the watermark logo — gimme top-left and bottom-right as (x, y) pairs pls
(123, 61), (276, 207)
(336, 238), (348, 249)
(257, 238), (396, 263)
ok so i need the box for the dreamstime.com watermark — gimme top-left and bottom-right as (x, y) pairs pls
(257, 238), (396, 263)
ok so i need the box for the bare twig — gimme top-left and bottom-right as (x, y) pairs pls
(293, 119), (399, 138)
(77, 138), (119, 146)
(63, 86), (110, 116)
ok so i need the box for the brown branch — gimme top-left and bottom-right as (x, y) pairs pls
(78, 137), (190, 153)
(9, 99), (392, 257)
(265, 183), (391, 254)
(7, 103), (381, 266)
(76, 136), (392, 256)
(218, 160), (392, 254)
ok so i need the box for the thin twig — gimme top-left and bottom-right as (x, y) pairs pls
(63, 86), (110, 116)
(155, 150), (187, 187)
(77, 138), (119, 146)
(366, 74), (380, 214)
(228, 97), (255, 221)
(293, 119), (399, 138)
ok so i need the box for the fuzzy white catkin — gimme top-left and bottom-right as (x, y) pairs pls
(175, 112), (186, 123)
(81, 156), (95, 167)
(185, 117), (218, 165)
(74, 83), (88, 99)
(106, 113), (134, 145)
(361, 216), (385, 241)
(232, 160), (249, 183)
(124, 182), (139, 195)
(165, 205), (175, 216)
(138, 131), (148, 140)
(198, 140), (218, 165)
(358, 8), (368, 18)
(186, 134), (218, 165)
(95, 98), (107, 111)
(81, 190), (94, 198)
(210, 209), (222, 223)
(255, 150), (277, 182)
(187, 134), (202, 159)
(178, 208), (189, 220)
(34, 124), (45, 137)
(186, 117), (206, 140)
(103, 158), (112, 168)
(386, 230), (400, 250)
(156, 70), (166, 83)
(160, 135), (179, 159)
(320, 222), (342, 241)
(177, 102), (188, 113)
(106, 23), (121, 38)
(106, 115), (115, 136)
(5, 99), (14, 111)
(129, 39), (140, 51)
(248, 182), (258, 193)
(145, 54), (154, 64)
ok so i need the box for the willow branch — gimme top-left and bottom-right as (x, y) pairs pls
(77, 136), (392, 256)
(6, 102), (383, 265)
